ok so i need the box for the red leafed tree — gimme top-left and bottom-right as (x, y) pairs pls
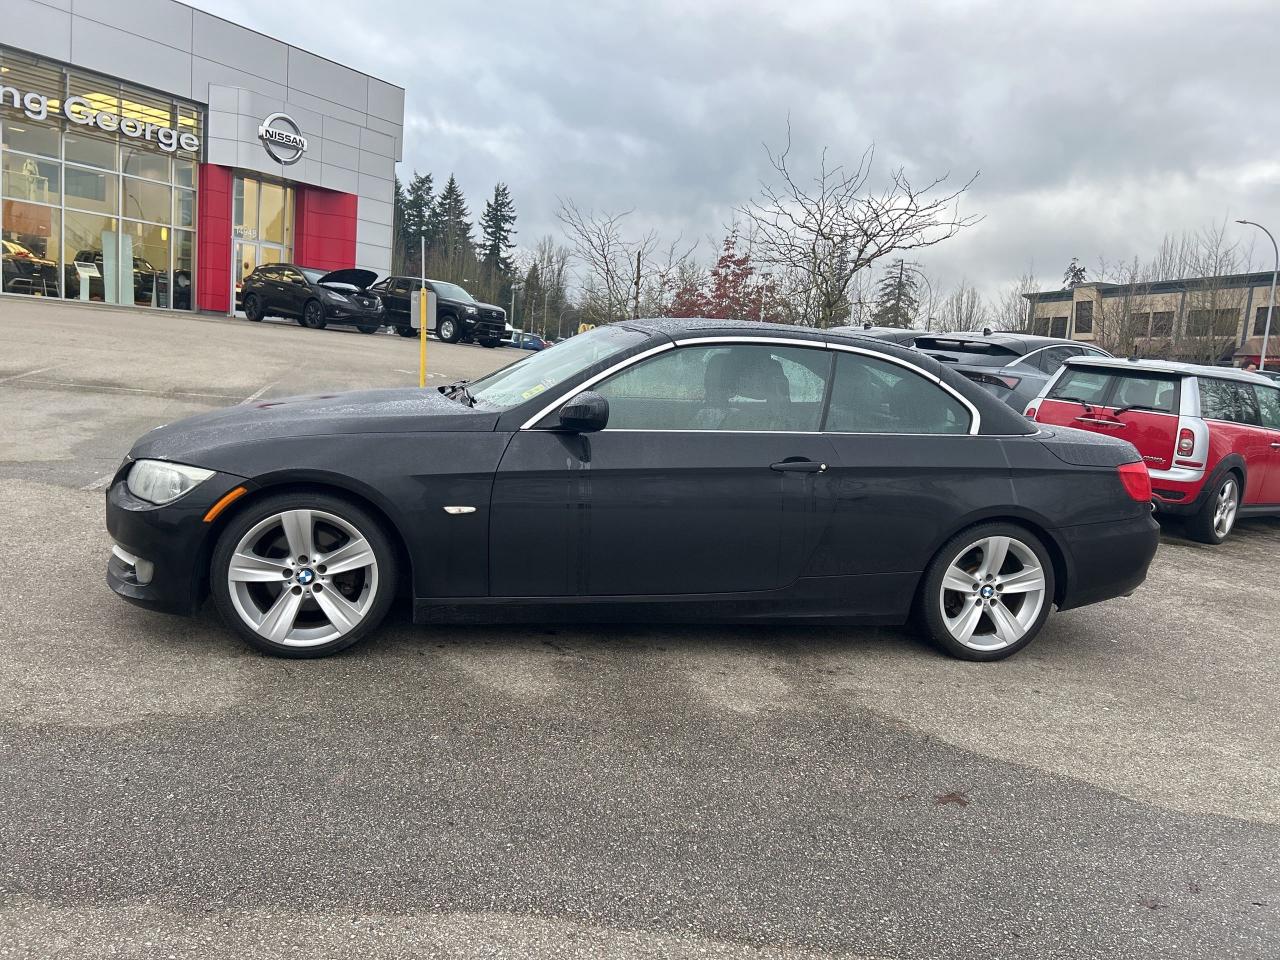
(668, 232), (787, 323)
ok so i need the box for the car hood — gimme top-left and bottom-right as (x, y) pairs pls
(129, 388), (499, 463)
(318, 268), (378, 290)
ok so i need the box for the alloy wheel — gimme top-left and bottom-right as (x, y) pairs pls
(226, 508), (379, 647)
(304, 302), (324, 328)
(938, 535), (1047, 652)
(439, 318), (456, 341)
(1213, 478), (1238, 539)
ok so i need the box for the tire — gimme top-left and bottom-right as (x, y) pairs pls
(301, 299), (327, 329)
(480, 338), (498, 348)
(210, 491), (397, 658)
(243, 293), (264, 322)
(1186, 472), (1240, 544)
(437, 315), (461, 343)
(357, 324), (381, 335)
(918, 522), (1055, 661)
(395, 326), (418, 338)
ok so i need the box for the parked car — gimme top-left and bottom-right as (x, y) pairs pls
(514, 332), (547, 351)
(241, 264), (384, 333)
(2, 239), (59, 296)
(64, 249), (171, 307)
(366, 276), (504, 346)
(829, 323), (920, 346)
(105, 318), (1159, 662)
(1027, 356), (1280, 543)
(914, 330), (1112, 412)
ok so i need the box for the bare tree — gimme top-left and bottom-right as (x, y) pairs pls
(935, 278), (989, 333)
(739, 126), (981, 328)
(557, 200), (695, 323)
(991, 271), (1039, 332)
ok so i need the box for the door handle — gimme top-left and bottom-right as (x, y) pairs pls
(771, 459), (828, 473)
(1272, 442), (1280, 449)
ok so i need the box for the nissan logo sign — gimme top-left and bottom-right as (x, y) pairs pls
(258, 112), (309, 165)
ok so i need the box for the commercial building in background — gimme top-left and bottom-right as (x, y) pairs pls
(0, 0), (403, 314)
(1024, 272), (1279, 363)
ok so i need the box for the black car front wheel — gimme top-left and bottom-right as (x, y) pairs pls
(357, 324), (381, 335)
(437, 316), (462, 343)
(243, 293), (264, 321)
(210, 491), (398, 658)
(300, 300), (327, 329)
(918, 522), (1054, 661)
(395, 326), (418, 338)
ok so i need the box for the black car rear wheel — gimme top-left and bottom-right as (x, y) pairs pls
(300, 300), (327, 329)
(918, 522), (1054, 661)
(210, 491), (397, 658)
(243, 293), (264, 321)
(395, 326), (418, 338)
(437, 316), (461, 343)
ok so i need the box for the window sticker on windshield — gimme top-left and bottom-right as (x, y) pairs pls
(520, 384), (548, 400)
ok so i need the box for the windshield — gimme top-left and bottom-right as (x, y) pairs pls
(301, 268), (325, 284)
(431, 281), (475, 303)
(467, 325), (649, 409)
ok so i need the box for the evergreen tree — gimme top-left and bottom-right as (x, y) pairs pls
(479, 182), (518, 277)
(402, 171), (434, 272)
(391, 175), (409, 274)
(870, 259), (921, 328)
(1063, 257), (1088, 289)
(428, 174), (473, 262)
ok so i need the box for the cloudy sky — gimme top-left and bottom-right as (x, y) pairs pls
(194, 0), (1280, 299)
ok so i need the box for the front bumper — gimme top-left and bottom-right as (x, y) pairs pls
(105, 466), (251, 616)
(1056, 511), (1161, 611)
(325, 302), (384, 323)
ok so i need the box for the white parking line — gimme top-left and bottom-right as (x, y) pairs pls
(0, 363), (68, 384)
(240, 380), (279, 404)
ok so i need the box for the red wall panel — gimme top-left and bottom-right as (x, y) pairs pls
(295, 186), (357, 271)
(196, 163), (233, 313)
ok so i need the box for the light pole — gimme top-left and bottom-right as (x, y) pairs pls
(1237, 219), (1277, 371)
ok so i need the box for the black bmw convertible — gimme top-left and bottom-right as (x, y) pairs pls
(105, 319), (1159, 661)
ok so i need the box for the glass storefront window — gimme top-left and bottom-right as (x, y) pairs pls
(2, 199), (61, 297)
(173, 188), (194, 228)
(65, 166), (119, 215)
(64, 130), (118, 170)
(64, 210), (118, 303)
(123, 176), (170, 224)
(119, 220), (170, 308)
(174, 158), (195, 189)
(121, 145), (170, 182)
(2, 44), (201, 310)
(1, 118), (60, 159)
(259, 182), (287, 245)
(2, 152), (60, 205)
(173, 229), (193, 311)
(233, 177), (259, 240)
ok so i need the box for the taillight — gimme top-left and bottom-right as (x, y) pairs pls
(1177, 428), (1195, 457)
(1024, 405), (1038, 420)
(1117, 461), (1152, 502)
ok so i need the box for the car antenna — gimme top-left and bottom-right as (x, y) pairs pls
(982, 326), (993, 336)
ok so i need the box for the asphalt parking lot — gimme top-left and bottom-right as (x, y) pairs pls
(1, 298), (1278, 959)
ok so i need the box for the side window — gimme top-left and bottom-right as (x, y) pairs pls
(825, 352), (970, 435)
(594, 344), (831, 431)
(280, 268), (305, 285)
(1200, 379), (1260, 425)
(1031, 346), (1074, 374)
(254, 266), (277, 281)
(1256, 385), (1280, 430)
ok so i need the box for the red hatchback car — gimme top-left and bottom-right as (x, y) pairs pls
(1027, 357), (1280, 543)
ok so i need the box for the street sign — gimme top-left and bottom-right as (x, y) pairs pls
(410, 288), (438, 331)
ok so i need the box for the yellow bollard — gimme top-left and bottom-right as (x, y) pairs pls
(418, 284), (428, 388)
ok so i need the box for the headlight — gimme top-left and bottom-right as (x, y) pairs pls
(465, 305), (478, 315)
(127, 459), (214, 505)
(322, 289), (349, 303)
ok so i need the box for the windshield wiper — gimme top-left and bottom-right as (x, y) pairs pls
(1055, 395), (1096, 413)
(440, 380), (477, 407)
(1113, 403), (1162, 416)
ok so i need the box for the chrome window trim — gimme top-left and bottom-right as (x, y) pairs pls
(520, 335), (982, 436)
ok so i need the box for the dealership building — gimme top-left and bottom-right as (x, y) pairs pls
(0, 0), (404, 314)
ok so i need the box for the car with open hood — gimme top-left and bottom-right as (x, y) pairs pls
(104, 318), (1159, 662)
(240, 264), (384, 333)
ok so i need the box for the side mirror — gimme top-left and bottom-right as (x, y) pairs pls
(557, 391), (609, 433)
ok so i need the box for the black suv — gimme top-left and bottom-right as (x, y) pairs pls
(369, 276), (505, 347)
(241, 264), (384, 333)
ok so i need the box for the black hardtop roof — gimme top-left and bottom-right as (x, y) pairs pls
(915, 330), (1083, 354)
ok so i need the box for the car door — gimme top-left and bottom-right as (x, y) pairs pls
(1250, 382), (1280, 504)
(1199, 377), (1272, 505)
(489, 341), (837, 598)
(276, 266), (308, 317)
(815, 348), (1002, 615)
